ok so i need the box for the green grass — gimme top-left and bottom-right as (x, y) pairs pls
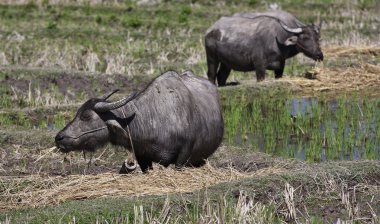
(0, 0), (378, 78)
(0, 194), (282, 224)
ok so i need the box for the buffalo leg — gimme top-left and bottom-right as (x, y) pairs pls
(217, 63), (231, 86)
(175, 143), (194, 169)
(256, 65), (266, 82)
(206, 57), (219, 85)
(190, 159), (206, 167)
(275, 61), (285, 79)
(138, 158), (153, 173)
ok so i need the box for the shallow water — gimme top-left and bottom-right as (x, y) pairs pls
(223, 95), (380, 161)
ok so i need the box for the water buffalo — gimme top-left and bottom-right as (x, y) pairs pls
(205, 10), (323, 86)
(55, 71), (224, 173)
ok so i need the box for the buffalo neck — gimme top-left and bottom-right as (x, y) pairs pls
(286, 45), (299, 59)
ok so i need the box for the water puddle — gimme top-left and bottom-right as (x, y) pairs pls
(224, 95), (380, 161)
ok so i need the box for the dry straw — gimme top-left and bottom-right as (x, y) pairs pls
(0, 162), (285, 210)
(241, 46), (380, 96)
(287, 64), (380, 93)
(289, 46), (380, 94)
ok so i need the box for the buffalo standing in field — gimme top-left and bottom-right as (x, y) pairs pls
(205, 10), (323, 86)
(55, 71), (224, 173)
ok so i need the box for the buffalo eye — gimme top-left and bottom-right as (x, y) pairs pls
(300, 34), (309, 40)
(80, 110), (92, 121)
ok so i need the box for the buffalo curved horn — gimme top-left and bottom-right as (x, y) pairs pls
(312, 21), (322, 35)
(94, 91), (137, 112)
(315, 20), (323, 34)
(279, 21), (303, 34)
(314, 25), (320, 35)
(100, 89), (120, 100)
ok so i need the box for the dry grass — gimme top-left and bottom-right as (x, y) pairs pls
(287, 64), (380, 94)
(0, 0), (124, 6)
(324, 46), (380, 57)
(0, 162), (285, 210)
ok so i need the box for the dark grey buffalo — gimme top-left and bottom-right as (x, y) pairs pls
(55, 71), (224, 173)
(205, 10), (323, 86)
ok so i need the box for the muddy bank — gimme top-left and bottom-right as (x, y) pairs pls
(0, 67), (149, 105)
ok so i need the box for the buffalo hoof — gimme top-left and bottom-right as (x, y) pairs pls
(174, 165), (185, 171)
(256, 76), (265, 82)
(225, 81), (240, 86)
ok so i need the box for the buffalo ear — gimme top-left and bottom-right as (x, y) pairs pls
(105, 120), (129, 140)
(284, 36), (298, 46)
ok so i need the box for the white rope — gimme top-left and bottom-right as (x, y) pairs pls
(121, 107), (136, 158)
(66, 126), (107, 139)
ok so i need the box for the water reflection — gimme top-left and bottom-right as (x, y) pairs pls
(226, 97), (380, 161)
(288, 97), (318, 117)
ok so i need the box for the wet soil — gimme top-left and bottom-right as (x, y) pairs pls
(214, 153), (272, 172)
(0, 69), (149, 101)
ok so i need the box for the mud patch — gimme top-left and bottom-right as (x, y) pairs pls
(215, 153), (271, 172)
(0, 69), (149, 103)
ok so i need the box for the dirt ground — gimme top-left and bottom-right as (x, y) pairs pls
(0, 68), (149, 100)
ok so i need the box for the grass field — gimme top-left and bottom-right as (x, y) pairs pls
(0, 0), (379, 223)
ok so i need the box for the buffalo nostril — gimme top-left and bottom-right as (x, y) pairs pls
(55, 133), (64, 142)
(318, 53), (324, 61)
(315, 53), (323, 61)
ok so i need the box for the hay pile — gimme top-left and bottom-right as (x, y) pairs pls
(289, 46), (380, 94)
(0, 164), (285, 210)
(241, 46), (380, 95)
(323, 46), (380, 57)
(286, 63), (380, 94)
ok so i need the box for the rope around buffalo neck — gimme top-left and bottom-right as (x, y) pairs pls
(121, 107), (136, 158)
(294, 41), (311, 54)
(66, 126), (107, 139)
